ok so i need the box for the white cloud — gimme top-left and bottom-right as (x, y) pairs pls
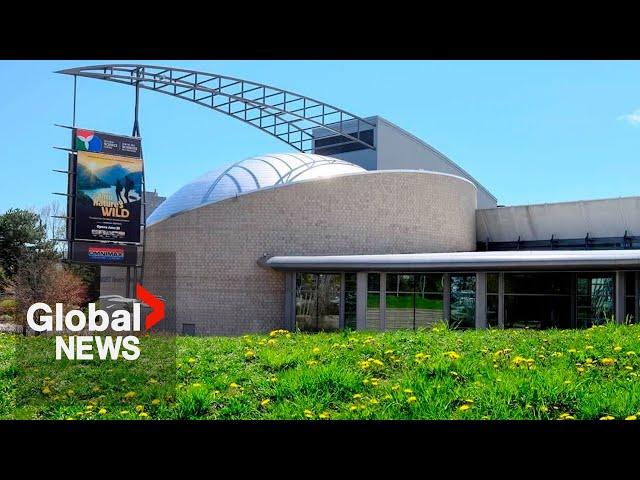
(619, 109), (640, 126)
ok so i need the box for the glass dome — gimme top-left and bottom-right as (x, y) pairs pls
(147, 153), (366, 225)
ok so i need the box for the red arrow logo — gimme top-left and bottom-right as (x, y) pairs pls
(136, 283), (165, 330)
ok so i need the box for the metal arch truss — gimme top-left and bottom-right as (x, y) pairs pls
(57, 64), (377, 153)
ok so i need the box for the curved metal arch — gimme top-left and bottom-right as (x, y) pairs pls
(57, 64), (377, 153)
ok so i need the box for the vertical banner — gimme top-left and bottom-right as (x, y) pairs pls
(71, 129), (143, 244)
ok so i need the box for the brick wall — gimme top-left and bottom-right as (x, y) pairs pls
(143, 170), (477, 335)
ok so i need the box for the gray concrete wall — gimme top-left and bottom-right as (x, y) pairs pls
(143, 170), (477, 335)
(477, 196), (640, 242)
(376, 117), (497, 209)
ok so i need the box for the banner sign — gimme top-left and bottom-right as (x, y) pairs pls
(73, 128), (141, 158)
(74, 150), (143, 243)
(71, 241), (138, 266)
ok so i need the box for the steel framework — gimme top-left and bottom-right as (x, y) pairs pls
(56, 64), (377, 153)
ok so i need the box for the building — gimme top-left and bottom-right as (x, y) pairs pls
(70, 65), (637, 336)
(142, 119), (640, 336)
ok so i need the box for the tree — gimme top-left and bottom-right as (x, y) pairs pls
(0, 208), (58, 282)
(10, 252), (87, 334)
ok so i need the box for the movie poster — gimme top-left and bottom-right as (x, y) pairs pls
(74, 150), (143, 243)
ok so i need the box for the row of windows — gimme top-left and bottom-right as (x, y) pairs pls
(293, 271), (639, 332)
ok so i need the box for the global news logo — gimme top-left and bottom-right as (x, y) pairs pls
(26, 284), (164, 361)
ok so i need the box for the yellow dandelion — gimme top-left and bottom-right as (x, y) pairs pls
(567, 348), (577, 353)
(384, 349), (394, 355)
(614, 346), (622, 352)
(120, 410), (130, 415)
(599, 415), (615, 420)
(245, 350), (255, 359)
(304, 409), (314, 418)
(372, 359), (384, 367)
(625, 415), (637, 420)
(124, 391), (136, 400)
(187, 357), (196, 364)
(353, 393), (362, 399)
(577, 367), (585, 372)
(42, 386), (51, 395)
(307, 360), (318, 366)
(319, 412), (330, 419)
(540, 405), (549, 413)
(229, 382), (240, 389)
(85, 405), (94, 411)
(269, 376), (277, 382)
(444, 351), (461, 360)
(627, 351), (637, 356)
(369, 398), (379, 404)
(192, 383), (202, 388)
(407, 396), (417, 404)
(391, 385), (400, 391)
(66, 389), (75, 396)
(151, 399), (160, 406)
(349, 405), (358, 411)
(403, 388), (413, 394)
(585, 345), (594, 350)
(383, 394), (392, 400)
(139, 412), (149, 418)
(260, 399), (271, 407)
(601, 358), (616, 365)
(135, 405), (144, 413)
(98, 408), (107, 415)
(625, 366), (634, 371)
(459, 404), (471, 411)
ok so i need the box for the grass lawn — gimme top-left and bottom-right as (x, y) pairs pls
(2, 323), (640, 420)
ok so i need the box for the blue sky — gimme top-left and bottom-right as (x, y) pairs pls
(1, 60), (639, 214)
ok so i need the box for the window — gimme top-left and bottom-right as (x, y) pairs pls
(366, 273), (381, 330)
(625, 272), (636, 324)
(344, 273), (357, 330)
(576, 274), (614, 328)
(504, 273), (572, 329)
(295, 273), (341, 332)
(386, 273), (444, 330)
(487, 273), (499, 327)
(450, 274), (476, 329)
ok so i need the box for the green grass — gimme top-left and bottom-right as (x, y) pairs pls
(2, 324), (640, 419)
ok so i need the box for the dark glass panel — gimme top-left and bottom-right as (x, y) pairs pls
(504, 273), (571, 295)
(344, 273), (357, 330)
(487, 294), (499, 327)
(487, 273), (499, 294)
(504, 295), (571, 329)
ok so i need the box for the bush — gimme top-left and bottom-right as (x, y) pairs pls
(0, 299), (16, 318)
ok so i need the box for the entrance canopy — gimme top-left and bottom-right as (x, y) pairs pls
(263, 250), (640, 272)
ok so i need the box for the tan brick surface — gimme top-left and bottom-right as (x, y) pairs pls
(143, 171), (477, 335)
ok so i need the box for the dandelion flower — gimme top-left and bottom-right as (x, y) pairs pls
(260, 399), (271, 407)
(614, 346), (622, 352)
(135, 405), (144, 413)
(601, 358), (616, 366)
(42, 386), (51, 395)
(151, 399), (160, 406)
(577, 367), (585, 373)
(625, 415), (637, 420)
(459, 404), (471, 411)
(391, 385), (400, 391)
(304, 409), (314, 419)
(192, 383), (202, 388)
(187, 357), (196, 364)
(98, 408), (107, 415)
(599, 415), (615, 420)
(312, 347), (320, 354)
(369, 398), (379, 405)
(353, 394), (362, 399)
(585, 345), (594, 350)
(567, 349), (577, 354)
(229, 382), (240, 389)
(407, 396), (417, 404)
(124, 391), (136, 400)
(384, 349), (394, 355)
(444, 351), (461, 360)
(349, 405), (358, 411)
(120, 410), (130, 415)
(66, 389), (75, 396)
(373, 359), (384, 367)
(319, 412), (330, 419)
(139, 412), (149, 418)
(269, 376), (277, 382)
(627, 351), (636, 356)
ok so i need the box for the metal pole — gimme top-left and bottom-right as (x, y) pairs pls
(72, 75), (77, 126)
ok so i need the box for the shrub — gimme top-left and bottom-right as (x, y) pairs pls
(0, 299), (16, 318)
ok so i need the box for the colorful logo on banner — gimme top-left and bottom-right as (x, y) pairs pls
(87, 246), (125, 262)
(75, 129), (103, 153)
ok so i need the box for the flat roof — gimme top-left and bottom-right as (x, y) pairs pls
(263, 250), (640, 272)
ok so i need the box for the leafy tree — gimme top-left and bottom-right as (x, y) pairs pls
(0, 208), (58, 281)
